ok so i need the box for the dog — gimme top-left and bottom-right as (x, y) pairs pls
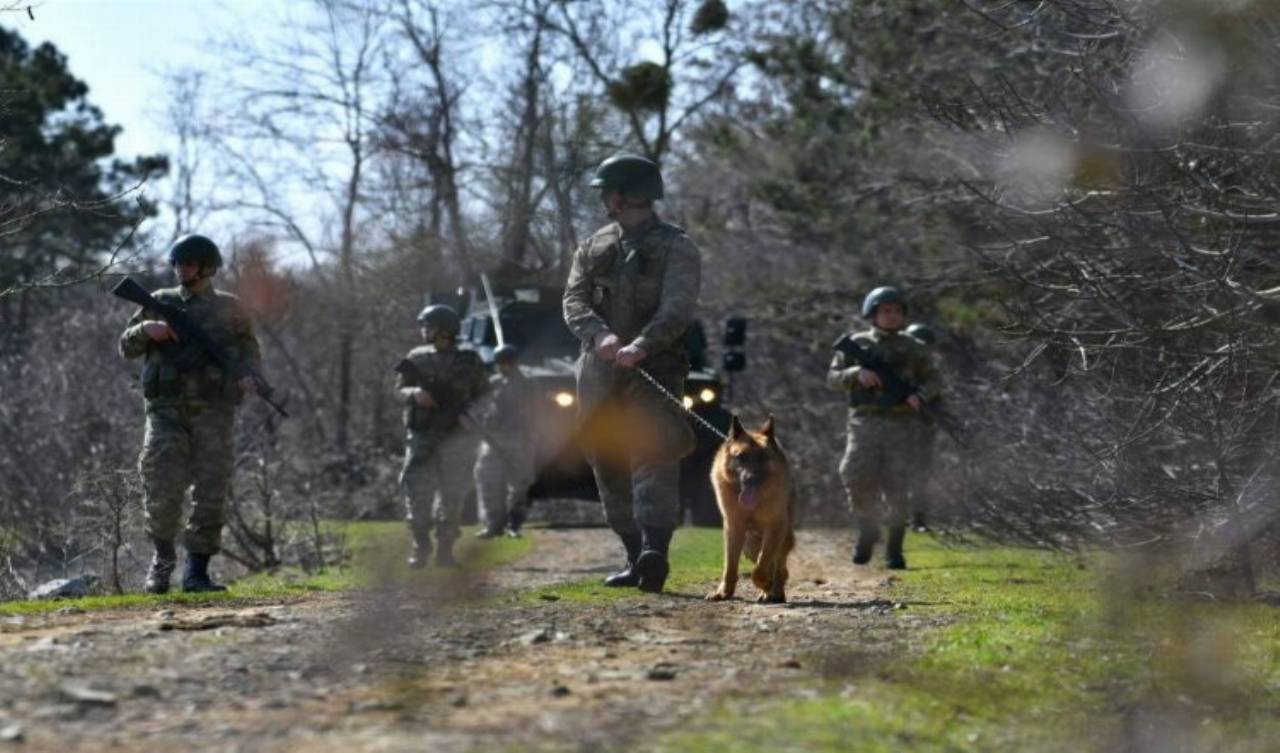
(705, 415), (797, 604)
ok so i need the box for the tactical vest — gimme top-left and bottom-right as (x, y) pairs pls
(139, 290), (247, 405)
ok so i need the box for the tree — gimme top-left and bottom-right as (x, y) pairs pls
(0, 27), (166, 304)
(213, 0), (389, 451)
(545, 0), (750, 165)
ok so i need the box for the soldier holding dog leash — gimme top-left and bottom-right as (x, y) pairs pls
(563, 154), (702, 595)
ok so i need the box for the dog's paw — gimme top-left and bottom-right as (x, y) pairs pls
(705, 590), (731, 602)
(756, 593), (787, 604)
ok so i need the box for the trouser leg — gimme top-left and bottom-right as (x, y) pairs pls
(139, 407), (191, 547)
(186, 408), (235, 555)
(434, 431), (480, 559)
(474, 442), (508, 533)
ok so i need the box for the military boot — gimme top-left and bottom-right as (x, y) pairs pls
(603, 531), (643, 587)
(474, 526), (503, 540)
(144, 539), (177, 595)
(885, 525), (908, 570)
(636, 527), (673, 594)
(182, 553), (228, 593)
(434, 531), (459, 568)
(852, 520), (880, 565)
(505, 509), (526, 538)
(408, 532), (433, 569)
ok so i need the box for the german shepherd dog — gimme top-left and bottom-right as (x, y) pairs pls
(706, 415), (797, 604)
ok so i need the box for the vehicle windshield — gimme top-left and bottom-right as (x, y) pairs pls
(465, 302), (581, 361)
(465, 297), (711, 367)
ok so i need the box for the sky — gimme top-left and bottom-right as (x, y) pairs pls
(10, 1), (257, 161)
(7, 1), (292, 250)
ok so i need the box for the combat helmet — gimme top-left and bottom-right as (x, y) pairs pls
(590, 154), (664, 200)
(493, 344), (519, 364)
(167, 234), (222, 270)
(416, 304), (461, 338)
(905, 323), (937, 345)
(861, 286), (907, 318)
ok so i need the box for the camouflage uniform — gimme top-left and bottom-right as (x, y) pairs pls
(472, 367), (538, 532)
(563, 217), (700, 534)
(827, 328), (941, 530)
(396, 345), (490, 550)
(119, 285), (260, 555)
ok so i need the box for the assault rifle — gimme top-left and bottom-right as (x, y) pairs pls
(832, 334), (967, 447)
(395, 358), (517, 461)
(111, 277), (288, 417)
(395, 357), (489, 434)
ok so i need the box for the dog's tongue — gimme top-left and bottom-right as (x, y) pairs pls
(739, 485), (761, 509)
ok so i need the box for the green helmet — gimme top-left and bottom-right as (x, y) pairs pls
(167, 234), (222, 270)
(906, 323), (937, 345)
(862, 286), (907, 318)
(493, 344), (519, 364)
(416, 304), (461, 337)
(590, 154), (664, 200)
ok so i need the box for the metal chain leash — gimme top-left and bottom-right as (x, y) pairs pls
(636, 367), (730, 442)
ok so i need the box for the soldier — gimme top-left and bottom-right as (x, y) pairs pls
(473, 344), (538, 539)
(905, 322), (940, 533)
(396, 304), (491, 568)
(563, 153), (701, 594)
(119, 234), (261, 594)
(827, 286), (941, 570)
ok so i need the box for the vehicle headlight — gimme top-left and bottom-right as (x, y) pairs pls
(682, 396), (694, 409)
(699, 388), (716, 404)
(554, 391), (575, 408)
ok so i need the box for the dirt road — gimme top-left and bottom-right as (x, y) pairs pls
(0, 529), (936, 752)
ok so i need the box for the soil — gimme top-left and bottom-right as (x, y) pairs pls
(0, 529), (943, 752)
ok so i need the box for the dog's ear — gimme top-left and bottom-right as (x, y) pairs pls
(728, 415), (745, 440)
(759, 414), (776, 443)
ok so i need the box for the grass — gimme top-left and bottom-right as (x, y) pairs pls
(0, 521), (532, 618)
(524, 526), (725, 604)
(648, 532), (1280, 753)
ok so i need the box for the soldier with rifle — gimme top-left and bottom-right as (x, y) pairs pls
(827, 286), (943, 570)
(117, 234), (272, 594)
(394, 304), (490, 568)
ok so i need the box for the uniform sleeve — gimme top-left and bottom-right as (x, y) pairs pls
(563, 242), (610, 346)
(119, 306), (155, 359)
(395, 358), (419, 405)
(632, 236), (701, 354)
(916, 348), (943, 401)
(471, 375), (502, 426)
(467, 358), (492, 403)
(826, 350), (861, 391)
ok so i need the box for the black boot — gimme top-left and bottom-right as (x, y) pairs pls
(603, 532), (643, 587)
(408, 531), (432, 569)
(852, 520), (880, 565)
(434, 531), (459, 568)
(885, 525), (908, 570)
(636, 527), (673, 594)
(506, 509), (526, 538)
(182, 553), (227, 593)
(144, 539), (176, 595)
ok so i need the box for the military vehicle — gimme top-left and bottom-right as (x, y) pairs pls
(445, 283), (743, 526)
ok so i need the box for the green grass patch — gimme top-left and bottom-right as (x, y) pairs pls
(525, 526), (725, 603)
(0, 521), (532, 617)
(653, 533), (1280, 753)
